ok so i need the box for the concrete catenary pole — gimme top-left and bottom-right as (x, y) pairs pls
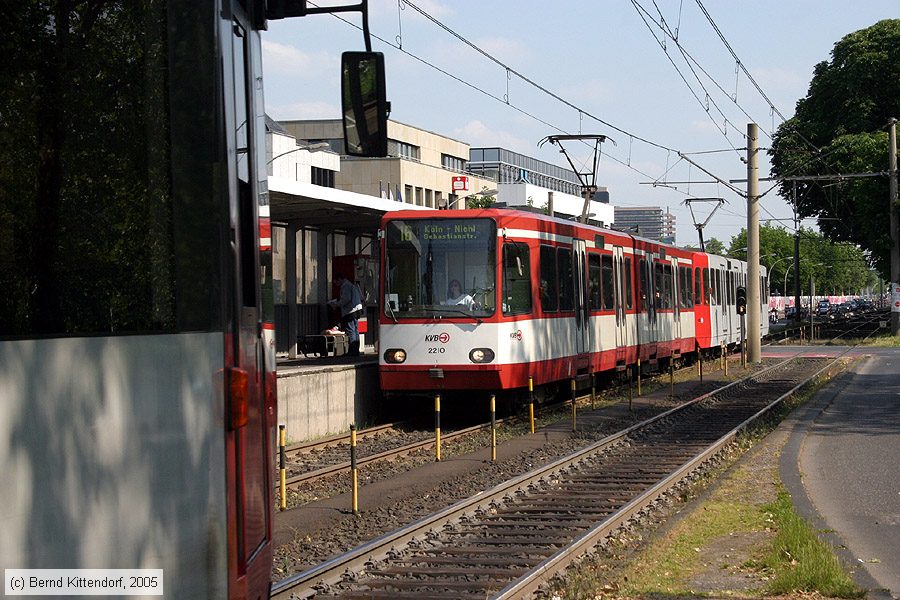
(889, 118), (899, 336)
(747, 123), (761, 362)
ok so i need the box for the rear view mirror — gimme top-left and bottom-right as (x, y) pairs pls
(342, 51), (388, 157)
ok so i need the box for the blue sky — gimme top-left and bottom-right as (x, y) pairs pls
(261, 1), (897, 247)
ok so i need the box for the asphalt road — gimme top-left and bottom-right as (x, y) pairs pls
(781, 348), (900, 599)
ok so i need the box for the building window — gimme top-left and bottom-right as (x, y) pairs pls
(390, 140), (420, 161)
(311, 166), (335, 188)
(441, 153), (466, 171)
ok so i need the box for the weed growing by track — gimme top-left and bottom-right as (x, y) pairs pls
(750, 488), (863, 597)
(553, 359), (865, 600)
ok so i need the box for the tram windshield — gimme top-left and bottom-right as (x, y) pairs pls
(384, 218), (496, 319)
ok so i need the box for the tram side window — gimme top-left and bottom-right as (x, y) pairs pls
(665, 264), (676, 309)
(639, 258), (649, 312)
(601, 255), (614, 310)
(502, 242), (532, 315)
(557, 248), (574, 311)
(624, 257), (633, 310)
(539, 245), (558, 311)
(677, 267), (687, 309)
(654, 263), (664, 309)
(727, 271), (734, 305)
(717, 269), (724, 305)
(685, 267), (694, 308)
(588, 254), (602, 311)
(694, 267), (702, 306)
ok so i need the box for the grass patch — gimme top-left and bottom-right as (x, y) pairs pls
(605, 456), (768, 597)
(751, 488), (864, 597)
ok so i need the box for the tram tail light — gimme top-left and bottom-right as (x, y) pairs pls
(384, 349), (407, 363)
(469, 348), (495, 363)
(228, 367), (249, 429)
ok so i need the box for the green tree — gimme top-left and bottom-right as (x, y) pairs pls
(704, 238), (726, 256)
(769, 19), (900, 280)
(726, 225), (873, 295)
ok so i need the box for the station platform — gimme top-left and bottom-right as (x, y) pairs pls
(276, 347), (380, 443)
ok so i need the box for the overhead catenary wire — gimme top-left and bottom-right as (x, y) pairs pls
(309, 1), (697, 192)
(305, 0), (818, 235)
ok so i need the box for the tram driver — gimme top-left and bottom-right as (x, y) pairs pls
(443, 279), (475, 310)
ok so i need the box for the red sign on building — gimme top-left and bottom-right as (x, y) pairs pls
(451, 176), (469, 192)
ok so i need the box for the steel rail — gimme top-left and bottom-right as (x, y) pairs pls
(494, 352), (851, 598)
(269, 354), (804, 600)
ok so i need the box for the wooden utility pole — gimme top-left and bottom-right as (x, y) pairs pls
(747, 123), (761, 363)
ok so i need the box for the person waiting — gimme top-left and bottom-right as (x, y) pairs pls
(443, 279), (475, 309)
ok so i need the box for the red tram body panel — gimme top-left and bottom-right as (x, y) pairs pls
(379, 209), (767, 394)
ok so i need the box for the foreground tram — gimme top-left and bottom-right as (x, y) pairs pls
(0, 3), (278, 598)
(379, 209), (768, 395)
(2, 3), (388, 595)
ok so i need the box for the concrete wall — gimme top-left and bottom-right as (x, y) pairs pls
(276, 362), (381, 442)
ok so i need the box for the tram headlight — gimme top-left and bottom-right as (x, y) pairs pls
(383, 349), (407, 363)
(468, 348), (495, 363)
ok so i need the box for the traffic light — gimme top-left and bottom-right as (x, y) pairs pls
(736, 286), (747, 314)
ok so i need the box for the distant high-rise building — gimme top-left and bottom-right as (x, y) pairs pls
(614, 206), (676, 244)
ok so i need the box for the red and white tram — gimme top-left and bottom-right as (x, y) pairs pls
(379, 209), (768, 395)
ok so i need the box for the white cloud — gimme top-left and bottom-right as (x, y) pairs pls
(749, 67), (806, 93)
(368, 0), (453, 20)
(267, 101), (341, 121)
(453, 120), (531, 153)
(472, 36), (531, 65)
(262, 40), (338, 77)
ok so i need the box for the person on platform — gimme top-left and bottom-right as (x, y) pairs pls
(329, 273), (363, 356)
(443, 279), (475, 309)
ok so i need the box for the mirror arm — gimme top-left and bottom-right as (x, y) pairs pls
(267, 0), (373, 51)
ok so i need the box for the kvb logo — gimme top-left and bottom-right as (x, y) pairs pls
(425, 333), (451, 343)
(509, 329), (523, 341)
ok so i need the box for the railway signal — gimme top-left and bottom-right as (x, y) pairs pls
(736, 286), (747, 315)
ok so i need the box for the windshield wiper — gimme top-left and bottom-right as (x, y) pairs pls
(433, 308), (483, 324)
(385, 300), (398, 324)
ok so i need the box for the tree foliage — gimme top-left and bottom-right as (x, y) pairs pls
(769, 19), (900, 280)
(726, 225), (876, 296)
(703, 238), (726, 256)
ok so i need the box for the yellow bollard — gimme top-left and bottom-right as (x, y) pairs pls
(636, 357), (642, 396)
(669, 358), (675, 398)
(490, 395), (497, 462)
(279, 425), (286, 511)
(698, 348), (703, 382)
(628, 365), (634, 412)
(590, 371), (596, 410)
(350, 424), (359, 515)
(435, 394), (441, 462)
(571, 379), (577, 432)
(528, 376), (535, 434)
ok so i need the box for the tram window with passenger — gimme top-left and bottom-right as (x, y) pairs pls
(540, 245), (559, 311)
(588, 254), (602, 311)
(384, 218), (496, 316)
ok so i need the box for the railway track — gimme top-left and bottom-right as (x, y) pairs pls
(270, 351), (845, 600)
(277, 352), (736, 494)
